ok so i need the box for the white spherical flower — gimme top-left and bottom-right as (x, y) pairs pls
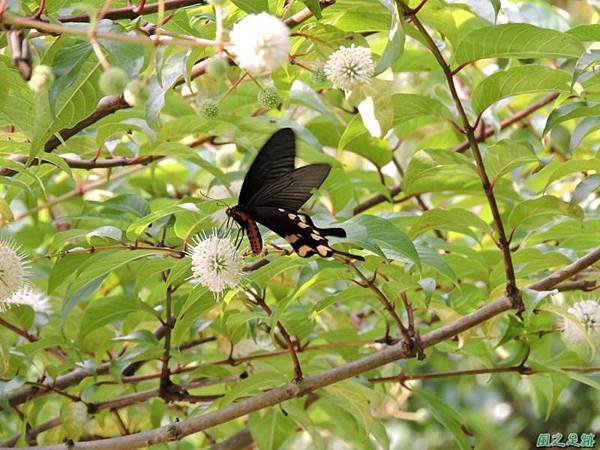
(188, 233), (243, 294)
(4, 285), (51, 314)
(229, 12), (290, 74)
(0, 238), (29, 306)
(563, 300), (600, 345)
(324, 44), (375, 91)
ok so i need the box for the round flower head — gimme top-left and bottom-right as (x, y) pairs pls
(324, 44), (375, 91)
(563, 300), (600, 346)
(229, 12), (290, 74)
(188, 233), (243, 294)
(4, 285), (51, 314)
(0, 238), (29, 306)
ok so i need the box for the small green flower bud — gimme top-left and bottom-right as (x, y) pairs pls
(257, 86), (281, 110)
(216, 145), (237, 168)
(99, 67), (129, 96)
(28, 65), (55, 93)
(206, 57), (229, 78)
(312, 67), (328, 83)
(123, 80), (150, 107)
(198, 98), (219, 119)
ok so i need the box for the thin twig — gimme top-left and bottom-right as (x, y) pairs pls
(404, 5), (523, 314)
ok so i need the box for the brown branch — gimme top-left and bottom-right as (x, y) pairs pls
(555, 279), (597, 292)
(350, 265), (412, 347)
(209, 429), (253, 450)
(58, 0), (203, 22)
(22, 246), (600, 450)
(404, 6), (523, 314)
(352, 186), (404, 215)
(247, 289), (304, 382)
(369, 364), (600, 383)
(452, 93), (559, 153)
(0, 317), (66, 361)
(0, 96), (130, 177)
(0, 377), (232, 447)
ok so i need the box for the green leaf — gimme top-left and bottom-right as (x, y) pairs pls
(344, 215), (420, 265)
(455, 24), (583, 64)
(572, 174), (600, 205)
(249, 407), (296, 450)
(300, 0), (322, 19)
(355, 80), (395, 138)
(338, 115), (393, 167)
(393, 94), (453, 123)
(69, 249), (158, 295)
(409, 208), (491, 240)
(508, 196), (583, 232)
(285, 399), (325, 450)
(60, 402), (88, 440)
(78, 295), (147, 343)
(567, 24), (600, 42)
(231, 0), (268, 13)
(0, 62), (7, 111)
(543, 157), (600, 188)
(496, 315), (525, 347)
(126, 200), (201, 239)
(374, 0), (405, 75)
(31, 56), (102, 159)
(323, 381), (377, 434)
(218, 372), (286, 407)
(415, 389), (474, 450)
(483, 139), (538, 185)
(570, 116), (600, 150)
(543, 102), (600, 135)
(403, 148), (477, 194)
(471, 65), (571, 114)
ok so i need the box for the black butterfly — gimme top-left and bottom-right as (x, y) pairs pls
(226, 128), (363, 261)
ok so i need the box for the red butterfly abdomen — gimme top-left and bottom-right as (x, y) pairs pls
(245, 218), (262, 255)
(228, 207), (263, 255)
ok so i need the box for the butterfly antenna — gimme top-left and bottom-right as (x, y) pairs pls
(197, 189), (230, 209)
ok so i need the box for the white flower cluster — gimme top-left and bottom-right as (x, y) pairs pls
(4, 285), (52, 314)
(563, 300), (600, 346)
(188, 233), (243, 294)
(0, 238), (30, 309)
(324, 44), (375, 91)
(229, 12), (290, 74)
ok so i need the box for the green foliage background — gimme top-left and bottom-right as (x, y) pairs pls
(0, 0), (599, 449)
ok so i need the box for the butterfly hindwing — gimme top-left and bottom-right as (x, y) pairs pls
(238, 128), (296, 206)
(250, 207), (348, 258)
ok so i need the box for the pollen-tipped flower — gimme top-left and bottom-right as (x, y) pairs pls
(188, 233), (243, 294)
(0, 238), (29, 307)
(229, 12), (290, 74)
(324, 44), (375, 91)
(4, 285), (51, 314)
(563, 300), (600, 346)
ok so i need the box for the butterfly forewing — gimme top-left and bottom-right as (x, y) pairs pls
(238, 128), (296, 206)
(246, 164), (331, 211)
